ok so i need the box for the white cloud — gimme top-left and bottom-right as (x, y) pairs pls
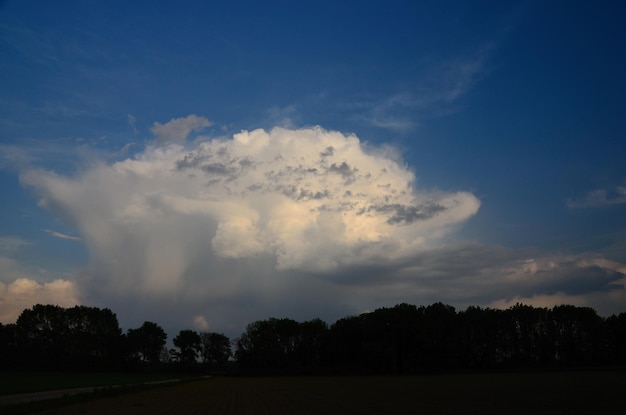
(22, 125), (479, 284)
(16, 119), (625, 333)
(16, 123), (483, 328)
(0, 236), (83, 323)
(193, 315), (209, 331)
(0, 278), (81, 323)
(150, 114), (212, 145)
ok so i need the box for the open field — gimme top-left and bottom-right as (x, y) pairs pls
(4, 370), (625, 415)
(0, 372), (191, 396)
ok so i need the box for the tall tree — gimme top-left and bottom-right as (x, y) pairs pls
(199, 332), (231, 370)
(236, 318), (302, 373)
(551, 305), (606, 365)
(420, 302), (458, 370)
(127, 321), (167, 366)
(295, 318), (328, 369)
(328, 315), (365, 371)
(606, 313), (626, 364)
(0, 323), (19, 369)
(16, 304), (66, 366)
(14, 304), (122, 370)
(459, 306), (507, 368)
(65, 305), (123, 367)
(173, 329), (201, 366)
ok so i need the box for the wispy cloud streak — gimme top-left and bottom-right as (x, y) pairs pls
(567, 184), (626, 208)
(43, 229), (81, 241)
(357, 46), (492, 132)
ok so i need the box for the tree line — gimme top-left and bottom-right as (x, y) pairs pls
(236, 303), (626, 374)
(0, 304), (230, 372)
(1, 302), (625, 374)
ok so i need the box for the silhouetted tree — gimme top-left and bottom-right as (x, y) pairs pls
(6, 301), (624, 375)
(14, 304), (122, 370)
(127, 321), (167, 367)
(173, 329), (201, 366)
(551, 305), (606, 365)
(295, 318), (329, 369)
(199, 332), (231, 370)
(420, 302), (459, 370)
(459, 306), (507, 368)
(327, 315), (366, 372)
(0, 323), (19, 369)
(356, 305), (419, 374)
(505, 303), (551, 366)
(236, 317), (303, 373)
(606, 312), (626, 363)
(15, 304), (66, 368)
(65, 305), (123, 368)
(378, 303), (421, 374)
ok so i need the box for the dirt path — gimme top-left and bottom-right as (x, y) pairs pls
(0, 387), (97, 406)
(0, 378), (183, 407)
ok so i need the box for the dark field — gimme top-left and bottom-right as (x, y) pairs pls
(0, 372), (188, 396)
(6, 371), (625, 415)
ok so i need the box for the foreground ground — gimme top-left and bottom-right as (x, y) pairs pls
(0, 372), (190, 396)
(4, 371), (626, 414)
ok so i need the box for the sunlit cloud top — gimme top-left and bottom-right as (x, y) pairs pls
(21, 119), (479, 300)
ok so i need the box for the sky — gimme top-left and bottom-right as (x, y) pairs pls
(1, 0), (626, 338)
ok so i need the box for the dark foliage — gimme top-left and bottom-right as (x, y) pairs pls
(173, 329), (202, 367)
(1, 302), (625, 374)
(6, 304), (123, 370)
(235, 303), (626, 374)
(199, 331), (232, 370)
(126, 321), (168, 369)
(235, 317), (328, 374)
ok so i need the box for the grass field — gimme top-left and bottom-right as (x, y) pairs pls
(0, 372), (190, 396)
(6, 370), (624, 415)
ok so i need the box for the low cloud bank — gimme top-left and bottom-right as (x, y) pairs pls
(0, 278), (80, 322)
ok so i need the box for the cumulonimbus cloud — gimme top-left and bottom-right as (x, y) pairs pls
(20, 124), (479, 300)
(14, 119), (626, 331)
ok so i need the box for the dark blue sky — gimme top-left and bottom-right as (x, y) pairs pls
(1, 0), (625, 335)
